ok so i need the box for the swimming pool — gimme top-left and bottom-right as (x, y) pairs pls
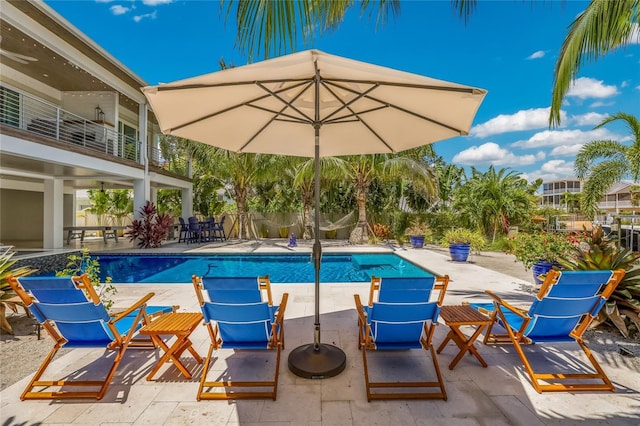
(95, 253), (433, 284)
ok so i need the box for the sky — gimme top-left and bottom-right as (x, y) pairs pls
(43, 0), (640, 184)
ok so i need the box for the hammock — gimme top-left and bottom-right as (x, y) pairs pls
(318, 211), (355, 231)
(250, 212), (299, 228)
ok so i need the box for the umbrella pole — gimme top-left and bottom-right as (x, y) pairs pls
(287, 124), (346, 379)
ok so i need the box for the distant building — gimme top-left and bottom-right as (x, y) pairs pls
(540, 178), (638, 214)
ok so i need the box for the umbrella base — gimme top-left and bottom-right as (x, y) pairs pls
(288, 343), (346, 379)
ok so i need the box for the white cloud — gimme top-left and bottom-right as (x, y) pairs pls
(452, 142), (545, 166)
(142, 0), (173, 5)
(550, 144), (583, 157)
(590, 100), (615, 108)
(133, 10), (157, 22)
(636, 85), (640, 91)
(526, 50), (545, 60)
(621, 80), (629, 88)
(570, 112), (608, 126)
(567, 77), (619, 99)
(523, 159), (575, 182)
(470, 107), (566, 138)
(512, 128), (620, 149)
(110, 5), (130, 15)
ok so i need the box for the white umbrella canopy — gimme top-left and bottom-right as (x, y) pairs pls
(143, 49), (487, 379)
(143, 49), (486, 157)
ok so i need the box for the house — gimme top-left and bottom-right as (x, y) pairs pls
(0, 0), (193, 249)
(540, 177), (638, 215)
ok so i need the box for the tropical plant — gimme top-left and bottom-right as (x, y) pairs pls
(453, 166), (538, 242)
(575, 113), (640, 219)
(0, 246), (36, 334)
(440, 228), (485, 251)
(507, 231), (574, 270)
(126, 201), (174, 248)
(108, 189), (133, 227)
(87, 188), (110, 225)
(57, 248), (116, 310)
(406, 218), (430, 238)
(557, 226), (640, 337)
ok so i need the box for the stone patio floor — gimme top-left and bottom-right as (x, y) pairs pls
(1, 241), (639, 425)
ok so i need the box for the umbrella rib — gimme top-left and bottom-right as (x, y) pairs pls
(237, 81), (315, 152)
(245, 103), (311, 125)
(319, 82), (380, 123)
(167, 80), (311, 132)
(154, 78), (314, 92)
(319, 80), (394, 152)
(324, 80), (470, 134)
(256, 81), (315, 123)
(322, 78), (483, 95)
(323, 105), (389, 125)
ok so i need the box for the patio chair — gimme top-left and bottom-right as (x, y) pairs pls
(363, 275), (448, 326)
(354, 278), (448, 401)
(178, 217), (190, 243)
(7, 274), (163, 400)
(211, 215), (227, 241)
(187, 216), (203, 243)
(473, 269), (625, 393)
(193, 275), (281, 339)
(192, 275), (288, 400)
(367, 275), (449, 306)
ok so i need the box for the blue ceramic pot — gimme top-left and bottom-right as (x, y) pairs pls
(531, 260), (554, 285)
(449, 243), (471, 262)
(410, 235), (425, 248)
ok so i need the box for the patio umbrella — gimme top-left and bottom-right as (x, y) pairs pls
(142, 49), (487, 379)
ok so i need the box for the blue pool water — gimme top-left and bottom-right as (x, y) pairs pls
(94, 253), (433, 284)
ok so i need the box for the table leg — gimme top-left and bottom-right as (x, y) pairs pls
(146, 334), (202, 380)
(445, 325), (488, 370)
(113, 231), (119, 243)
(80, 230), (86, 242)
(66, 230), (72, 245)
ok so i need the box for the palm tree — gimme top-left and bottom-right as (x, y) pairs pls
(454, 166), (537, 242)
(575, 113), (640, 219)
(340, 147), (437, 243)
(560, 191), (581, 213)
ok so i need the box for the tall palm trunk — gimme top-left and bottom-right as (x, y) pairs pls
(235, 186), (249, 240)
(351, 184), (369, 243)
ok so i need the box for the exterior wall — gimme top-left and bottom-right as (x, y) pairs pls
(0, 188), (43, 243)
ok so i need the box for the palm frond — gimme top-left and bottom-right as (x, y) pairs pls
(550, 0), (639, 126)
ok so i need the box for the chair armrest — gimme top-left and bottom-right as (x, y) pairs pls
(274, 293), (289, 325)
(111, 292), (155, 322)
(485, 290), (528, 319)
(354, 294), (367, 325)
(367, 276), (381, 307)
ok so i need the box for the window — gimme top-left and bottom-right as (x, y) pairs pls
(0, 86), (20, 127)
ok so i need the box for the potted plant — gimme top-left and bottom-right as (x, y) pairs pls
(406, 219), (430, 248)
(440, 228), (485, 262)
(508, 231), (573, 284)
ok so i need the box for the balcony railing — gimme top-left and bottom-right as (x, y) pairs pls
(1, 84), (143, 162)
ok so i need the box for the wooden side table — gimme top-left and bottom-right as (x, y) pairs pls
(436, 305), (492, 370)
(139, 312), (204, 380)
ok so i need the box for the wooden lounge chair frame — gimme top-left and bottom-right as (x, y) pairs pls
(192, 275), (288, 400)
(8, 274), (161, 400)
(354, 275), (449, 401)
(483, 269), (625, 393)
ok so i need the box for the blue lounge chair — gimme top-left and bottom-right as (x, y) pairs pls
(474, 269), (625, 393)
(367, 275), (448, 305)
(7, 274), (167, 400)
(354, 277), (448, 401)
(192, 276), (288, 400)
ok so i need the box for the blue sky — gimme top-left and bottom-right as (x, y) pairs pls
(44, 0), (640, 183)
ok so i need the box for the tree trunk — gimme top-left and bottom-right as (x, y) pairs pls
(349, 186), (369, 244)
(303, 201), (313, 240)
(236, 187), (248, 240)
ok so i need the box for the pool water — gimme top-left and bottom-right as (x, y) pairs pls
(95, 253), (432, 284)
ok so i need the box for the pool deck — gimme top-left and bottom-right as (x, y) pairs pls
(2, 240), (639, 425)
